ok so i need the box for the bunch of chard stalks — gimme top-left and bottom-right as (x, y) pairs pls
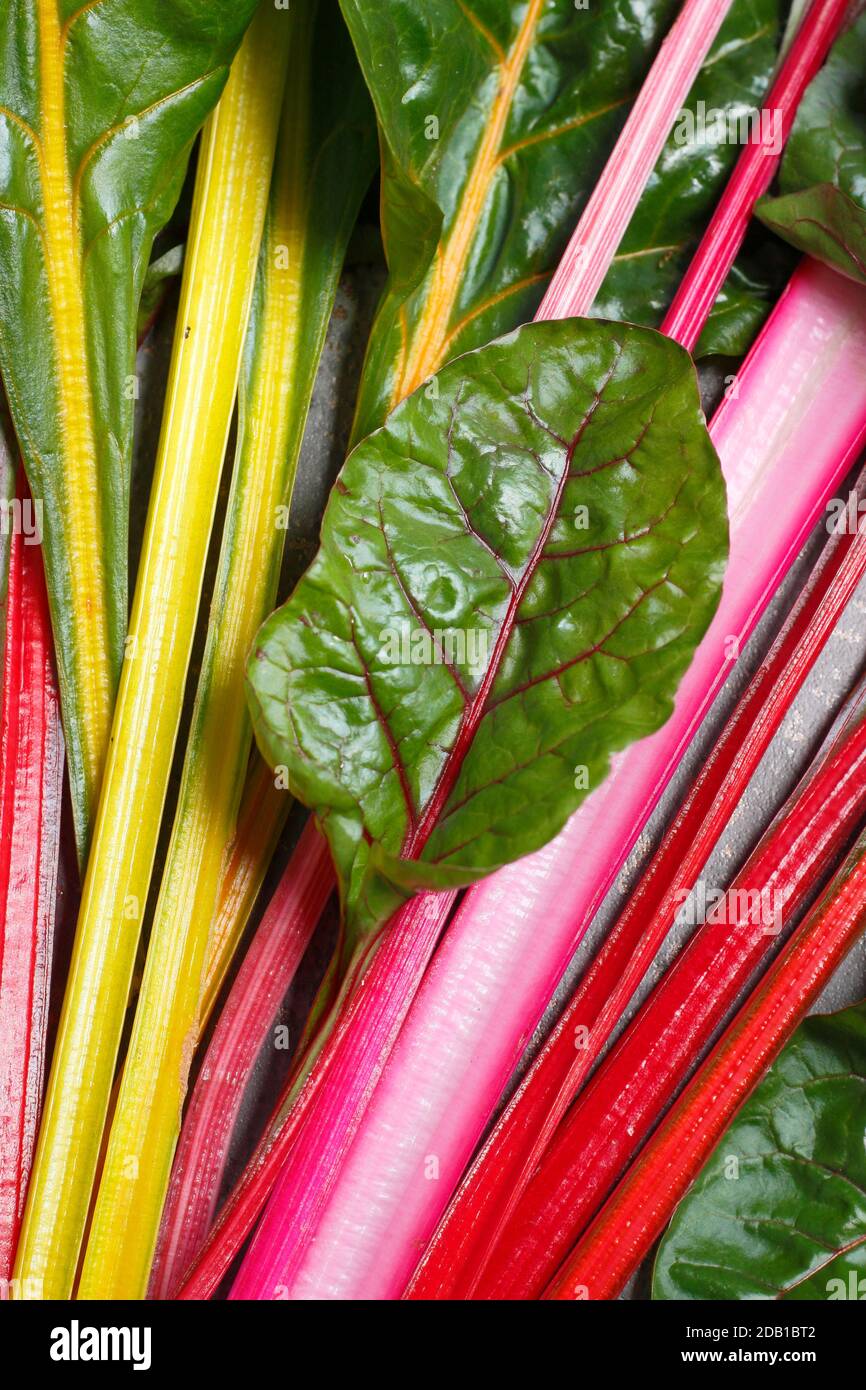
(8, 0), (374, 1299)
(2, 0), (865, 1306)
(173, 0), (866, 1302)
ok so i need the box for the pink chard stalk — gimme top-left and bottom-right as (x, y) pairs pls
(176, 884), (457, 1300)
(149, 818), (332, 1299)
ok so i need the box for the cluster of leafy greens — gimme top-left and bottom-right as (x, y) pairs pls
(654, 1002), (866, 1300)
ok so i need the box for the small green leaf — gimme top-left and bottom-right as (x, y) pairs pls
(248, 318), (727, 943)
(756, 14), (866, 286)
(653, 1002), (866, 1301)
(695, 257), (786, 358)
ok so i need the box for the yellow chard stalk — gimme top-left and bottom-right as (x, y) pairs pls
(78, 0), (376, 1299)
(13, 4), (290, 1300)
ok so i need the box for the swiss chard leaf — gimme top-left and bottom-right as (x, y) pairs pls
(653, 1002), (866, 1301)
(757, 14), (866, 286)
(248, 319), (727, 942)
(0, 0), (258, 856)
(341, 0), (783, 443)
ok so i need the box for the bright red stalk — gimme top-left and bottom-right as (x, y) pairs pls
(0, 475), (65, 1282)
(407, 472), (866, 1298)
(547, 824), (866, 1301)
(661, 0), (853, 350)
(471, 689), (866, 1299)
(149, 817), (332, 1299)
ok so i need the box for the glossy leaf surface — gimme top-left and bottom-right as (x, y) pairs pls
(137, 245), (184, 339)
(654, 1003), (866, 1300)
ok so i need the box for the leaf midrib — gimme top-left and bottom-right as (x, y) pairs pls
(37, 0), (111, 811)
(392, 0), (545, 404)
(402, 349), (620, 858)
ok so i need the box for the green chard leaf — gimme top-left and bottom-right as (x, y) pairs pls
(247, 319), (727, 943)
(653, 1002), (866, 1301)
(341, 0), (783, 443)
(0, 0), (259, 858)
(136, 244), (184, 341)
(757, 13), (866, 286)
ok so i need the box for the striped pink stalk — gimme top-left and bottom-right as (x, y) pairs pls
(538, 0), (735, 319)
(149, 817), (332, 1299)
(256, 261), (866, 1300)
(226, 888), (457, 1301)
(0, 476), (65, 1281)
(177, 885), (456, 1299)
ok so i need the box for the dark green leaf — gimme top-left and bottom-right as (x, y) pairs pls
(593, 0), (788, 356)
(0, 0), (259, 855)
(756, 14), (866, 286)
(653, 1002), (866, 1301)
(247, 319), (727, 942)
(137, 244), (184, 341)
(340, 0), (782, 443)
(694, 255), (790, 358)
